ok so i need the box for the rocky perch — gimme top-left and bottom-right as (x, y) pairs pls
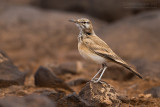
(79, 81), (121, 107)
(0, 50), (25, 87)
(56, 81), (121, 107)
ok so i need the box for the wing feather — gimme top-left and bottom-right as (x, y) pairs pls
(82, 35), (142, 79)
(82, 35), (125, 64)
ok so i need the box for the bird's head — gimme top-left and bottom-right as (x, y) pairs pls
(69, 18), (94, 35)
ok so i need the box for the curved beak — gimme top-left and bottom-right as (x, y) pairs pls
(68, 19), (78, 23)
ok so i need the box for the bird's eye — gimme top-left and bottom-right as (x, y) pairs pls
(83, 22), (89, 24)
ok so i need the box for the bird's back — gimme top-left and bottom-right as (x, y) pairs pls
(81, 35), (142, 79)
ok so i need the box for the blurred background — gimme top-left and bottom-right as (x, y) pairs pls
(0, 0), (160, 77)
(0, 0), (160, 106)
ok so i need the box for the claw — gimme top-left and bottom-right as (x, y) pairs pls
(91, 78), (100, 83)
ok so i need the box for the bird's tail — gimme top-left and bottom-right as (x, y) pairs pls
(118, 62), (143, 79)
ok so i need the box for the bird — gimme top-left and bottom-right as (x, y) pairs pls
(69, 18), (143, 83)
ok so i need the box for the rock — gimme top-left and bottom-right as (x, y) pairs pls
(118, 95), (130, 104)
(37, 89), (66, 101)
(47, 61), (83, 75)
(144, 86), (160, 98)
(46, 92), (66, 102)
(34, 66), (73, 92)
(67, 78), (89, 86)
(0, 94), (56, 107)
(0, 50), (25, 87)
(79, 81), (121, 106)
(57, 92), (88, 107)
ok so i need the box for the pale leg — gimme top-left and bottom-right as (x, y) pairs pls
(94, 66), (107, 83)
(91, 68), (103, 81)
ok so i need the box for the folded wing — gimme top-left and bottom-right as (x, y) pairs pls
(83, 35), (143, 79)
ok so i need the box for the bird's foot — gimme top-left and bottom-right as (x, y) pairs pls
(91, 78), (101, 83)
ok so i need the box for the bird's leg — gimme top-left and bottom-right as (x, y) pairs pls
(94, 63), (107, 83)
(91, 68), (103, 81)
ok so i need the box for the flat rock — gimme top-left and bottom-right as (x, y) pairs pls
(0, 50), (25, 87)
(0, 94), (55, 107)
(79, 81), (121, 106)
(144, 86), (160, 98)
(34, 66), (73, 92)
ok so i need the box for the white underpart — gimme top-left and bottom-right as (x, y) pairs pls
(79, 49), (106, 64)
(89, 54), (106, 64)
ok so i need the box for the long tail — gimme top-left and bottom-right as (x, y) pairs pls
(118, 62), (143, 79)
(95, 52), (143, 79)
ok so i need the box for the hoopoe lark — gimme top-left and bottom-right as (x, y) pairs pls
(69, 18), (142, 82)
